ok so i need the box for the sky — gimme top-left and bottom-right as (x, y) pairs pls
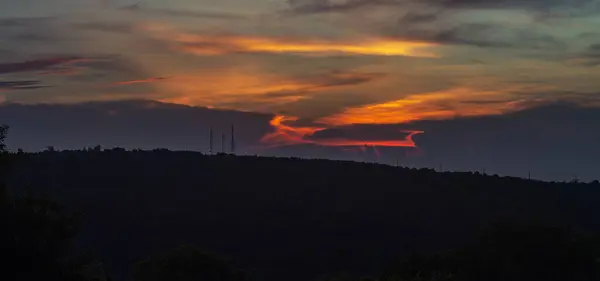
(1, 0), (600, 180)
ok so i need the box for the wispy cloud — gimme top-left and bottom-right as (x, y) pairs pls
(285, 0), (599, 15)
(0, 80), (50, 91)
(121, 3), (249, 20)
(71, 22), (135, 34)
(317, 88), (526, 126)
(141, 24), (438, 57)
(109, 76), (172, 86)
(384, 22), (566, 50)
(156, 70), (386, 111)
(0, 57), (98, 75)
(285, 0), (401, 15)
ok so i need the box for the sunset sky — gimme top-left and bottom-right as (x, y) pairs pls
(1, 0), (600, 179)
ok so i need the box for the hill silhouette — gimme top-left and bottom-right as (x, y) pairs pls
(5, 149), (600, 280)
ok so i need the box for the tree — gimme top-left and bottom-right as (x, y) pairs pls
(0, 124), (108, 281)
(1, 188), (80, 280)
(383, 220), (600, 281)
(0, 124), (7, 152)
(134, 245), (248, 281)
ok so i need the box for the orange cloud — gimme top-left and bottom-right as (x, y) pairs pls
(153, 70), (384, 112)
(261, 115), (424, 148)
(259, 87), (530, 149)
(319, 88), (521, 126)
(139, 24), (438, 58)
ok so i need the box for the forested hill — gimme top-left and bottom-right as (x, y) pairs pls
(6, 149), (600, 281)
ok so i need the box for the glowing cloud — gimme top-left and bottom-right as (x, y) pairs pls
(152, 70), (384, 112)
(259, 87), (530, 149)
(261, 115), (424, 148)
(140, 24), (438, 58)
(319, 88), (521, 126)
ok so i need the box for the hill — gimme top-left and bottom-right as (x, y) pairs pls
(6, 149), (600, 281)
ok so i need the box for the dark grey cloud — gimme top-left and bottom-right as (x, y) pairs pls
(286, 0), (568, 50)
(121, 3), (248, 20)
(7, 32), (69, 42)
(0, 17), (56, 28)
(387, 23), (566, 49)
(300, 102), (600, 181)
(571, 43), (600, 66)
(0, 80), (50, 91)
(286, 0), (401, 14)
(0, 16), (70, 46)
(0, 55), (142, 82)
(72, 22), (135, 34)
(0, 100), (273, 152)
(430, 0), (593, 10)
(0, 57), (85, 74)
(286, 0), (598, 14)
(398, 11), (441, 24)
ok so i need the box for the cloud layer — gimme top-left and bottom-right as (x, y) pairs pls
(0, 0), (599, 175)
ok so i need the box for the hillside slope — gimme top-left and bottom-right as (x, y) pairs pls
(7, 150), (600, 281)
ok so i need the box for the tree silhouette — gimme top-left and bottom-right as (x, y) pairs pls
(0, 124), (109, 281)
(133, 245), (247, 281)
(383, 220), (600, 281)
(0, 124), (8, 152)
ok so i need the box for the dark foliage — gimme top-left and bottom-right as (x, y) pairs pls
(383, 220), (600, 281)
(1, 128), (109, 281)
(134, 245), (248, 281)
(0, 186), (84, 280)
(0, 124), (7, 152)
(5, 148), (600, 281)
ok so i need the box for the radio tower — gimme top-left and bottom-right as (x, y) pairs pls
(209, 127), (213, 154)
(221, 133), (225, 153)
(231, 124), (235, 154)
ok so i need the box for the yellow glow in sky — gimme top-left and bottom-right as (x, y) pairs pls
(140, 24), (438, 58)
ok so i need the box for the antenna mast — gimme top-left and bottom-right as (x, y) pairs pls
(221, 133), (225, 154)
(209, 127), (213, 154)
(231, 124), (235, 154)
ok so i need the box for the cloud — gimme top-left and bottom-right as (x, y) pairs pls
(120, 3), (249, 20)
(285, 0), (401, 15)
(0, 100), (273, 152)
(430, 0), (599, 12)
(72, 22), (135, 34)
(140, 24), (438, 57)
(260, 114), (424, 148)
(567, 43), (600, 66)
(283, 1), (567, 50)
(398, 11), (441, 24)
(2, 99), (600, 181)
(0, 17), (56, 27)
(155, 70), (386, 112)
(386, 22), (566, 49)
(0, 57), (96, 75)
(0, 80), (50, 91)
(316, 88), (524, 126)
(109, 76), (172, 86)
(285, 0), (598, 14)
(265, 102), (600, 181)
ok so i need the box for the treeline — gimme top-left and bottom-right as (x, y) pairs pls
(4, 127), (600, 280)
